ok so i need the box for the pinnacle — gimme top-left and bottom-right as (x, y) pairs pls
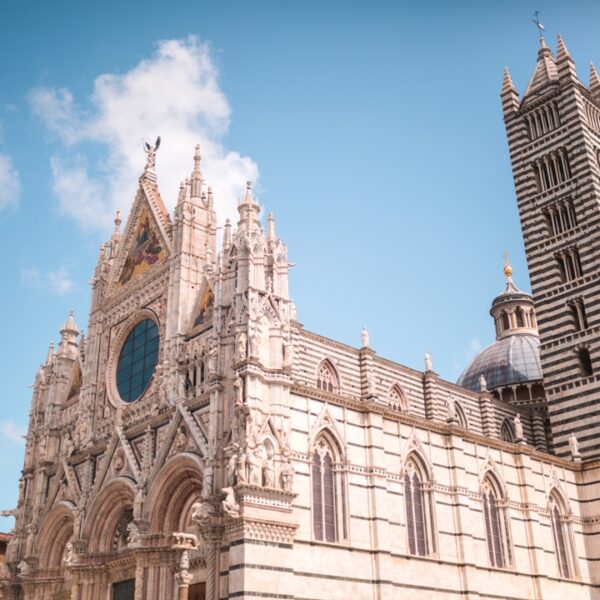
(556, 34), (572, 61)
(501, 67), (517, 94)
(590, 62), (600, 96)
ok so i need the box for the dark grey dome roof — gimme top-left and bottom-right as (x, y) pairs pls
(457, 334), (542, 392)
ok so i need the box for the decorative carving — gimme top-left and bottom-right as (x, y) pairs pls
(235, 332), (247, 362)
(126, 521), (140, 547)
(113, 448), (125, 473)
(191, 500), (213, 528)
(221, 487), (240, 518)
(280, 449), (294, 493)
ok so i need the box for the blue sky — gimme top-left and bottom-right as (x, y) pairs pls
(1, 0), (599, 530)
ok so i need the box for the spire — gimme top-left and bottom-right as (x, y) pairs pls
(223, 218), (232, 250)
(58, 310), (79, 359)
(590, 62), (600, 98)
(207, 186), (214, 211)
(501, 67), (519, 116)
(190, 144), (202, 199)
(523, 36), (558, 101)
(267, 212), (276, 242)
(237, 181), (261, 230)
(45, 342), (55, 367)
(556, 34), (572, 62)
(556, 34), (577, 82)
(61, 310), (78, 335)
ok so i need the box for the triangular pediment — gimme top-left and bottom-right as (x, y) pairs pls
(106, 176), (172, 297)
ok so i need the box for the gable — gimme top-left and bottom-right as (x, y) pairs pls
(105, 177), (173, 298)
(117, 204), (166, 288)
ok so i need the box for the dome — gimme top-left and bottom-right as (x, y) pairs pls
(457, 334), (542, 392)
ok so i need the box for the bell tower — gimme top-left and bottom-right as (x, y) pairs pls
(503, 34), (600, 459)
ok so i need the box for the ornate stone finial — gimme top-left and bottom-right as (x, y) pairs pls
(424, 351), (432, 372)
(207, 186), (214, 209)
(268, 212), (276, 242)
(245, 181), (253, 204)
(361, 326), (370, 348)
(503, 251), (513, 279)
(114, 210), (121, 231)
(223, 218), (232, 249)
(45, 341), (55, 366)
(590, 62), (600, 97)
(143, 136), (161, 171)
(191, 144), (203, 198)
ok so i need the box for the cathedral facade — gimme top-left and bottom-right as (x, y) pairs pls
(2, 35), (600, 600)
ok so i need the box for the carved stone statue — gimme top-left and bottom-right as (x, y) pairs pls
(225, 448), (238, 487)
(143, 136), (161, 171)
(514, 414), (524, 442)
(113, 449), (125, 473)
(280, 450), (294, 493)
(175, 426), (188, 451)
(425, 351), (432, 372)
(222, 487), (240, 518)
(207, 341), (218, 375)
(236, 332), (247, 362)
(126, 522), (140, 546)
(236, 451), (247, 484)
(247, 441), (264, 486)
(569, 432), (581, 459)
(479, 374), (487, 392)
(249, 325), (261, 359)
(361, 326), (369, 348)
(263, 450), (275, 488)
(63, 541), (75, 567)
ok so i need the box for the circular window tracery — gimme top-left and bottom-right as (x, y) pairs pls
(116, 319), (159, 403)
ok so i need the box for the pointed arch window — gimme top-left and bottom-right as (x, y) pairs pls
(482, 476), (512, 569)
(403, 457), (435, 557)
(550, 493), (577, 579)
(500, 419), (515, 443)
(388, 385), (408, 411)
(311, 435), (345, 542)
(455, 402), (468, 429)
(316, 360), (339, 393)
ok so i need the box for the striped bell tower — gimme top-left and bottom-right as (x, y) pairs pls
(502, 34), (600, 459)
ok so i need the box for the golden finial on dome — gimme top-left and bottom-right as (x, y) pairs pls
(503, 251), (513, 278)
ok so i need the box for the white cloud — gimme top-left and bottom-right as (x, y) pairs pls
(21, 265), (76, 295)
(29, 36), (258, 231)
(0, 421), (25, 444)
(0, 153), (21, 211)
